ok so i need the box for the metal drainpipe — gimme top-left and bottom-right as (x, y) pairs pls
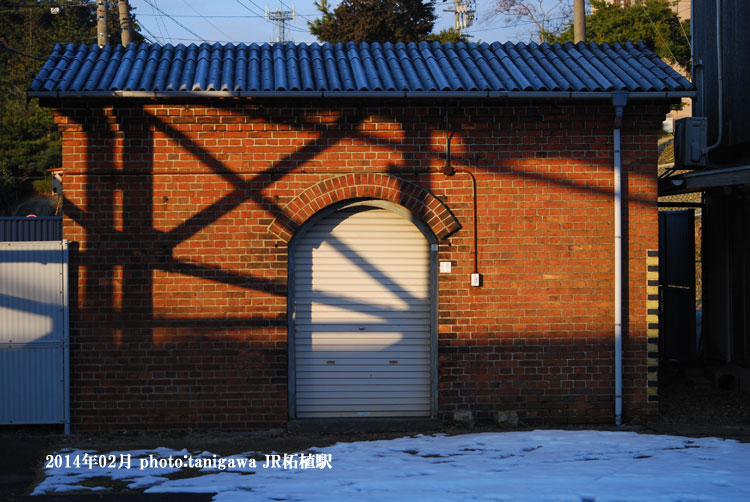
(704, 0), (724, 156)
(442, 106), (480, 280)
(612, 91), (628, 426)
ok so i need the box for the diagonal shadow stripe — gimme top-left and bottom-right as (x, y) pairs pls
(61, 103), (652, 313)
(161, 257), (287, 296)
(295, 290), (428, 320)
(145, 109), (366, 245)
(314, 231), (427, 308)
(0, 292), (62, 318)
(446, 154), (655, 208)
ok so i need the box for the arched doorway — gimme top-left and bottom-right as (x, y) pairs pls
(289, 200), (437, 418)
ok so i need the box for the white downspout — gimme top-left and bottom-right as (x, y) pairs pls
(612, 91), (628, 426)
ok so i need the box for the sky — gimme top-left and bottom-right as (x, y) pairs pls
(33, 430), (750, 501)
(126, 0), (573, 46)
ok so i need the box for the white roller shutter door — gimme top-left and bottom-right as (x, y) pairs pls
(293, 205), (432, 418)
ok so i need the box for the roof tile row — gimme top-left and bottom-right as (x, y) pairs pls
(29, 40), (692, 95)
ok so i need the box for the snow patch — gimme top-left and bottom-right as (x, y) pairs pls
(32, 431), (750, 501)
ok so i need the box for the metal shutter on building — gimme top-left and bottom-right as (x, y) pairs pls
(293, 205), (432, 418)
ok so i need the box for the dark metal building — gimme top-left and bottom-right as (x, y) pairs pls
(661, 0), (750, 391)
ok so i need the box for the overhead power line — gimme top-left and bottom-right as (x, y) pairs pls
(142, 0), (203, 41)
(267, 5), (295, 43)
(148, 0), (171, 43)
(136, 21), (159, 43)
(234, 0), (268, 18)
(278, 0), (315, 25)
(444, 0), (476, 35)
(640, 3), (677, 63)
(139, 13), (264, 18)
(0, 5), (93, 15)
(136, 13), (317, 19)
(179, 0), (235, 42)
(0, 39), (46, 61)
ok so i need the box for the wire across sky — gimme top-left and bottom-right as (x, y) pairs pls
(127, 0), (553, 45)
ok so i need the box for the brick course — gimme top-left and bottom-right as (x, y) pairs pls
(48, 98), (666, 430)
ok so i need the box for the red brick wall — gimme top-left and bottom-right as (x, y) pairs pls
(48, 98), (667, 430)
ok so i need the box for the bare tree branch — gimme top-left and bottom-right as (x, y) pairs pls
(489, 0), (572, 42)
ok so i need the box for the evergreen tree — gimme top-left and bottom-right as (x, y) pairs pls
(553, 0), (691, 70)
(427, 28), (469, 44)
(0, 1), (143, 212)
(309, 0), (437, 43)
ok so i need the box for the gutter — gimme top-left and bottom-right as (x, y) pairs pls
(27, 90), (696, 101)
(659, 164), (750, 196)
(612, 90), (628, 427)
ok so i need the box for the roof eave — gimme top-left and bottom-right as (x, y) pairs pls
(659, 164), (750, 196)
(27, 90), (696, 100)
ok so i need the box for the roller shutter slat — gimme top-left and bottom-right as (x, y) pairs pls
(294, 206), (432, 418)
(297, 378), (430, 387)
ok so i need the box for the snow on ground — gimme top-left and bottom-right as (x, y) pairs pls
(33, 430), (750, 501)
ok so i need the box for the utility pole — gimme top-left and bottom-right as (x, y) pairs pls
(118, 0), (133, 46)
(443, 0), (475, 36)
(267, 5), (294, 44)
(574, 0), (586, 43)
(97, 0), (108, 48)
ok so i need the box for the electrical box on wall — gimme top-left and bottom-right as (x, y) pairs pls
(674, 118), (707, 167)
(470, 273), (482, 287)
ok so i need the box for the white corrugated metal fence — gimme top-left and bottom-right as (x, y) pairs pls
(0, 241), (69, 432)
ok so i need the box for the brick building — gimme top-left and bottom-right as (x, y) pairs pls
(29, 40), (693, 430)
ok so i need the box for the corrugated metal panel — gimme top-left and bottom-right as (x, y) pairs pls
(29, 40), (693, 96)
(0, 241), (69, 427)
(294, 206), (431, 418)
(702, 189), (750, 366)
(0, 217), (63, 242)
(659, 210), (697, 362)
(0, 346), (64, 423)
(693, 0), (750, 150)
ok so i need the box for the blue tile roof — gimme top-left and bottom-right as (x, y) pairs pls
(28, 41), (693, 98)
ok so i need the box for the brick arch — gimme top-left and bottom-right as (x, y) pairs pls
(268, 173), (461, 243)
